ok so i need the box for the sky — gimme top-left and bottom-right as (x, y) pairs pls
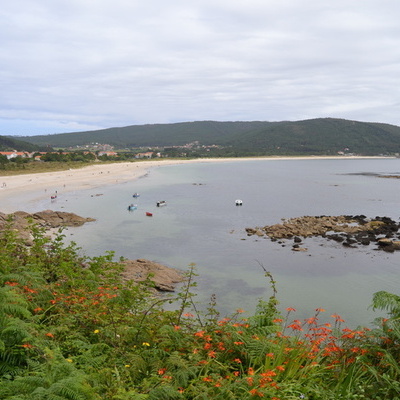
(2, 0), (400, 136)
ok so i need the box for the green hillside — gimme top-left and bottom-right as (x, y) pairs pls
(17, 118), (400, 155)
(0, 135), (43, 152)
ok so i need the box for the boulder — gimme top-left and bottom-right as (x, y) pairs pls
(121, 259), (184, 292)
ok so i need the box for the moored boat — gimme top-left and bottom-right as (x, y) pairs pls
(132, 193), (140, 198)
(146, 212), (153, 216)
(156, 200), (166, 207)
(235, 199), (243, 206)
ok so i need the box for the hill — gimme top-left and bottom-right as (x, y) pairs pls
(0, 135), (44, 152)
(16, 118), (400, 155)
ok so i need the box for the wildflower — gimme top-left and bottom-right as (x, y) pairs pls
(248, 367), (255, 375)
(249, 388), (264, 397)
(194, 330), (205, 337)
(21, 343), (33, 349)
(66, 358), (73, 363)
(234, 358), (242, 363)
(208, 350), (217, 358)
(93, 329), (100, 334)
(247, 376), (254, 385)
(236, 308), (245, 313)
(45, 333), (54, 338)
(158, 368), (166, 375)
(331, 314), (345, 322)
(183, 312), (194, 318)
(273, 318), (283, 323)
(142, 342), (150, 346)
(276, 365), (285, 371)
(261, 370), (277, 377)
(178, 388), (185, 393)
(33, 307), (43, 313)
(286, 307), (296, 312)
(266, 353), (274, 358)
(173, 325), (181, 330)
(203, 376), (213, 382)
(234, 341), (244, 345)
(125, 364), (131, 368)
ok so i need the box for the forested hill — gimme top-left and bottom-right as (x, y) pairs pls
(0, 135), (43, 152)
(17, 118), (400, 155)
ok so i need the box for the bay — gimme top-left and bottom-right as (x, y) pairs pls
(38, 158), (400, 327)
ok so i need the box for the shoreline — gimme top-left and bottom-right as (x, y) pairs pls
(0, 156), (392, 213)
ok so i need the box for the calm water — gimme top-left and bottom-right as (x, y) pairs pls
(36, 158), (400, 327)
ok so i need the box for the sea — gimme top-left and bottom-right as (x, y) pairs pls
(33, 158), (400, 327)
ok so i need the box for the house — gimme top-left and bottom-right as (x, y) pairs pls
(98, 151), (118, 157)
(0, 151), (31, 160)
(135, 152), (153, 159)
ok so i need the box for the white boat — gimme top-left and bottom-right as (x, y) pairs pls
(132, 193), (140, 198)
(235, 199), (243, 206)
(156, 200), (167, 207)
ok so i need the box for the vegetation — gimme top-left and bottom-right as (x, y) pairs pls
(0, 135), (45, 152)
(17, 118), (400, 156)
(1, 221), (400, 399)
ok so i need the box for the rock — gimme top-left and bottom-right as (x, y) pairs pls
(0, 210), (96, 244)
(120, 259), (184, 292)
(247, 215), (400, 252)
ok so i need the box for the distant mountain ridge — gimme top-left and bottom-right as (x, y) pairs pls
(15, 118), (400, 155)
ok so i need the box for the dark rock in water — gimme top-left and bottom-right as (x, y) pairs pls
(246, 215), (400, 252)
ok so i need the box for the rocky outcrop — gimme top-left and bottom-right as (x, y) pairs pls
(245, 215), (400, 252)
(121, 259), (184, 292)
(0, 210), (96, 244)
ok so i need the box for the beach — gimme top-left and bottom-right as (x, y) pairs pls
(0, 156), (389, 213)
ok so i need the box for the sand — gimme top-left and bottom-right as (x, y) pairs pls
(0, 156), (389, 213)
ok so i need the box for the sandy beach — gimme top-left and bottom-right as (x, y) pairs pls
(0, 156), (390, 213)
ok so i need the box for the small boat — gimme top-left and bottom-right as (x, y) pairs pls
(235, 199), (243, 206)
(132, 193), (140, 198)
(146, 212), (153, 217)
(156, 200), (167, 207)
(128, 204), (138, 211)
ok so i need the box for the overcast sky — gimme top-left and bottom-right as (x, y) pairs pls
(2, 0), (400, 136)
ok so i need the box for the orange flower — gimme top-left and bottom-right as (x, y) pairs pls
(203, 376), (213, 382)
(286, 307), (296, 312)
(183, 312), (194, 318)
(45, 333), (54, 338)
(21, 343), (33, 348)
(158, 368), (166, 375)
(208, 350), (217, 358)
(234, 358), (242, 363)
(249, 388), (264, 397)
(194, 330), (205, 337)
(266, 353), (274, 358)
(174, 325), (181, 330)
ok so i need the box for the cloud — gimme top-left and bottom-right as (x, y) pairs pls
(1, 0), (400, 135)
